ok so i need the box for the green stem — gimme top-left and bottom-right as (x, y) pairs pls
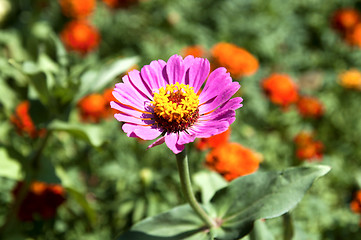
(175, 149), (217, 228)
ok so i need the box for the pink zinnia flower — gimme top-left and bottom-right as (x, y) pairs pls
(111, 54), (242, 154)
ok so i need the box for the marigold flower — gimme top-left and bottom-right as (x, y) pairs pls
(12, 181), (66, 221)
(205, 143), (261, 181)
(10, 101), (45, 138)
(78, 93), (108, 122)
(59, 0), (95, 19)
(338, 69), (361, 90)
(195, 127), (230, 150)
(332, 8), (360, 33)
(294, 132), (324, 161)
(181, 45), (206, 58)
(111, 54), (243, 154)
(346, 23), (361, 47)
(351, 190), (361, 214)
(211, 42), (259, 78)
(60, 20), (100, 55)
(296, 96), (324, 118)
(102, 0), (138, 9)
(262, 73), (299, 108)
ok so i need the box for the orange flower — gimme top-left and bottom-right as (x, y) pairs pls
(181, 45), (206, 58)
(195, 128), (230, 150)
(59, 0), (96, 19)
(294, 132), (324, 161)
(211, 42), (259, 78)
(206, 143), (262, 181)
(102, 0), (139, 9)
(262, 73), (299, 108)
(296, 96), (324, 118)
(346, 23), (361, 47)
(78, 93), (108, 122)
(12, 181), (66, 221)
(338, 69), (361, 90)
(332, 8), (360, 33)
(10, 101), (45, 138)
(60, 20), (100, 55)
(351, 190), (361, 214)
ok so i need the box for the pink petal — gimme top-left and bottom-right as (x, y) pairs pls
(199, 67), (232, 103)
(122, 123), (161, 140)
(128, 70), (153, 100)
(187, 57), (210, 93)
(141, 60), (167, 91)
(165, 132), (185, 154)
(147, 136), (166, 149)
(166, 55), (186, 85)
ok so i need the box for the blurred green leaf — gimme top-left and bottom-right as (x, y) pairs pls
(0, 148), (22, 180)
(249, 220), (275, 240)
(49, 120), (106, 147)
(193, 171), (227, 204)
(75, 56), (139, 102)
(66, 187), (97, 227)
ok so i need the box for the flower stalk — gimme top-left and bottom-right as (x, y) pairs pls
(175, 149), (217, 228)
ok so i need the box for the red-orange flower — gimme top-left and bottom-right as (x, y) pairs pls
(332, 8), (360, 33)
(102, 0), (139, 9)
(10, 101), (45, 138)
(59, 0), (96, 19)
(12, 181), (66, 221)
(60, 20), (100, 55)
(181, 45), (206, 58)
(346, 23), (361, 47)
(211, 42), (259, 78)
(206, 142), (262, 181)
(195, 128), (230, 150)
(351, 190), (361, 214)
(262, 73), (299, 108)
(296, 96), (324, 118)
(78, 93), (107, 122)
(338, 69), (361, 90)
(294, 132), (324, 161)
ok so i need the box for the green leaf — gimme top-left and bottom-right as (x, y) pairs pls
(49, 120), (106, 147)
(117, 205), (211, 240)
(210, 165), (330, 240)
(0, 148), (23, 180)
(75, 56), (138, 102)
(249, 220), (275, 240)
(193, 171), (227, 204)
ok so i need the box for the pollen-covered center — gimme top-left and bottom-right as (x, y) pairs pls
(151, 82), (200, 133)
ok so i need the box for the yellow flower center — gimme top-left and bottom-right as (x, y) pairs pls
(151, 82), (200, 132)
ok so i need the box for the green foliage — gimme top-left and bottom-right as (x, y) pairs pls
(117, 165), (329, 239)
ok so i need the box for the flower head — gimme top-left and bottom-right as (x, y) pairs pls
(59, 0), (95, 19)
(211, 42), (259, 78)
(78, 88), (116, 122)
(12, 181), (66, 221)
(331, 8), (360, 33)
(294, 132), (324, 161)
(205, 142), (262, 181)
(351, 190), (361, 214)
(10, 101), (45, 138)
(111, 54), (243, 154)
(346, 23), (361, 48)
(262, 73), (299, 108)
(296, 96), (324, 118)
(60, 20), (100, 55)
(338, 69), (361, 90)
(195, 127), (230, 150)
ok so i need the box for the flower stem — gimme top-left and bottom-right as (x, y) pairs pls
(175, 149), (217, 228)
